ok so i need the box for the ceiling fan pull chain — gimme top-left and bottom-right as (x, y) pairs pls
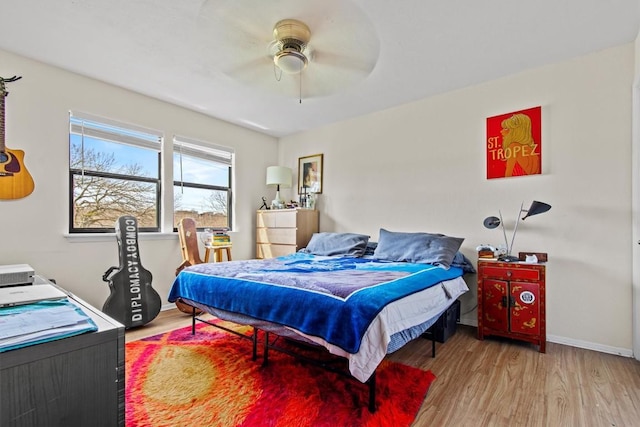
(299, 68), (302, 104)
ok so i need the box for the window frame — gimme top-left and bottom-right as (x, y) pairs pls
(172, 136), (234, 232)
(68, 112), (163, 233)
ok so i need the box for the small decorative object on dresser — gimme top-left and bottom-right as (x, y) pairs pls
(477, 259), (546, 352)
(256, 208), (319, 259)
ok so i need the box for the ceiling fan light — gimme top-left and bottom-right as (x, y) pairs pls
(274, 48), (308, 74)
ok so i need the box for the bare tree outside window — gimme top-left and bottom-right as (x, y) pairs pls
(70, 144), (158, 229)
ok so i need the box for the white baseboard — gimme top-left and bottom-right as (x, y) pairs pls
(546, 334), (633, 358)
(459, 319), (634, 358)
(161, 302), (177, 311)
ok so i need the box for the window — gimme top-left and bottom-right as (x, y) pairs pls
(173, 136), (233, 230)
(69, 112), (162, 233)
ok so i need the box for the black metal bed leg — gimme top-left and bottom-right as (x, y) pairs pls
(262, 331), (269, 367)
(432, 336), (436, 358)
(251, 328), (258, 361)
(367, 372), (377, 413)
(191, 306), (196, 335)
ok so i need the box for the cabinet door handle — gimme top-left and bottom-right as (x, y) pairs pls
(506, 270), (512, 277)
(502, 295), (516, 307)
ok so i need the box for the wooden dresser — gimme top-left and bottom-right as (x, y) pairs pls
(256, 208), (319, 259)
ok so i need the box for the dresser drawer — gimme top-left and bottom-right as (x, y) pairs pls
(256, 243), (297, 259)
(256, 228), (297, 245)
(481, 265), (541, 281)
(257, 210), (298, 228)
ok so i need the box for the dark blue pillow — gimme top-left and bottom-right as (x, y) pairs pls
(372, 228), (464, 268)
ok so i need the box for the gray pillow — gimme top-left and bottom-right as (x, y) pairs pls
(372, 228), (464, 268)
(303, 232), (370, 257)
(451, 251), (476, 273)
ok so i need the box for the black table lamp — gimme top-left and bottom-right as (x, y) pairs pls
(483, 201), (551, 262)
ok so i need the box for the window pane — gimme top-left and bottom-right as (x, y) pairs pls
(173, 152), (229, 186)
(73, 175), (158, 229)
(174, 185), (229, 228)
(70, 134), (158, 178)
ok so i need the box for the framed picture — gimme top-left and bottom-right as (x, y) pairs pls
(486, 106), (541, 179)
(298, 154), (323, 194)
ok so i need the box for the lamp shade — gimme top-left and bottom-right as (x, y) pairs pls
(266, 166), (292, 188)
(522, 201), (551, 220)
(483, 216), (501, 229)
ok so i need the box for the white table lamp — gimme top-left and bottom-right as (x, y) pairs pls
(266, 166), (292, 208)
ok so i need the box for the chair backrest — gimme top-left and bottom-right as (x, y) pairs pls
(177, 218), (203, 270)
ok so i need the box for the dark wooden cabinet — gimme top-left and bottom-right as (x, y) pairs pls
(0, 281), (125, 427)
(477, 260), (546, 353)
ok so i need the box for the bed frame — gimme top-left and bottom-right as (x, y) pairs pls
(186, 304), (439, 413)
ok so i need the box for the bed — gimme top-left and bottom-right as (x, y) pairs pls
(168, 229), (474, 411)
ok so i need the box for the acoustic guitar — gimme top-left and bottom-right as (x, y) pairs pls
(102, 215), (161, 328)
(0, 76), (34, 200)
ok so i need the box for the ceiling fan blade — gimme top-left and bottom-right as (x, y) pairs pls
(311, 50), (376, 74)
(223, 56), (273, 78)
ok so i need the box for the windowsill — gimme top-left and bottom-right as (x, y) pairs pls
(64, 232), (178, 243)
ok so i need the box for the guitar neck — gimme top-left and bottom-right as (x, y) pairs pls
(0, 90), (5, 153)
(0, 77), (21, 155)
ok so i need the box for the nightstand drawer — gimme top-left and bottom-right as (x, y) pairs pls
(481, 265), (541, 281)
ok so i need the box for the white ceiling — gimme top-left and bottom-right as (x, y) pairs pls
(0, 0), (638, 137)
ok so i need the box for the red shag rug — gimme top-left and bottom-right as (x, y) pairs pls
(126, 321), (435, 427)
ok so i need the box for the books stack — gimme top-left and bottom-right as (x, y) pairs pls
(211, 228), (231, 246)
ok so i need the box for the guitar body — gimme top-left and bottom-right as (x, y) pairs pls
(0, 76), (34, 200)
(0, 146), (35, 200)
(102, 215), (161, 328)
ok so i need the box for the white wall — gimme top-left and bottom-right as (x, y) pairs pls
(279, 44), (635, 355)
(0, 49), (278, 310)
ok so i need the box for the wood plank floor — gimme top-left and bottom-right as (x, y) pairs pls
(127, 309), (640, 426)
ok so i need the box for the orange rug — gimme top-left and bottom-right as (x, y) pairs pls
(126, 321), (436, 427)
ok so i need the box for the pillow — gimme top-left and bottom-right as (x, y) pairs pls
(451, 251), (476, 273)
(302, 232), (370, 257)
(363, 241), (378, 256)
(372, 228), (464, 268)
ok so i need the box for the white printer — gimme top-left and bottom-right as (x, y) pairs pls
(0, 264), (35, 287)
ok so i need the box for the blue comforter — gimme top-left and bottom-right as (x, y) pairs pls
(168, 253), (462, 353)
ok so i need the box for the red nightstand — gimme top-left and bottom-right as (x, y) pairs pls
(477, 259), (546, 353)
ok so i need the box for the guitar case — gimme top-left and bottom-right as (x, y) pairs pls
(102, 215), (161, 328)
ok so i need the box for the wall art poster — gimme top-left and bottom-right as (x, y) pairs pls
(486, 106), (541, 179)
(298, 153), (323, 194)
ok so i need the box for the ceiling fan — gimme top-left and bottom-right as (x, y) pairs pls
(196, 0), (380, 100)
(270, 19), (312, 75)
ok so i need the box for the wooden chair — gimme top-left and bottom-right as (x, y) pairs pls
(175, 217), (204, 314)
(176, 217), (203, 275)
